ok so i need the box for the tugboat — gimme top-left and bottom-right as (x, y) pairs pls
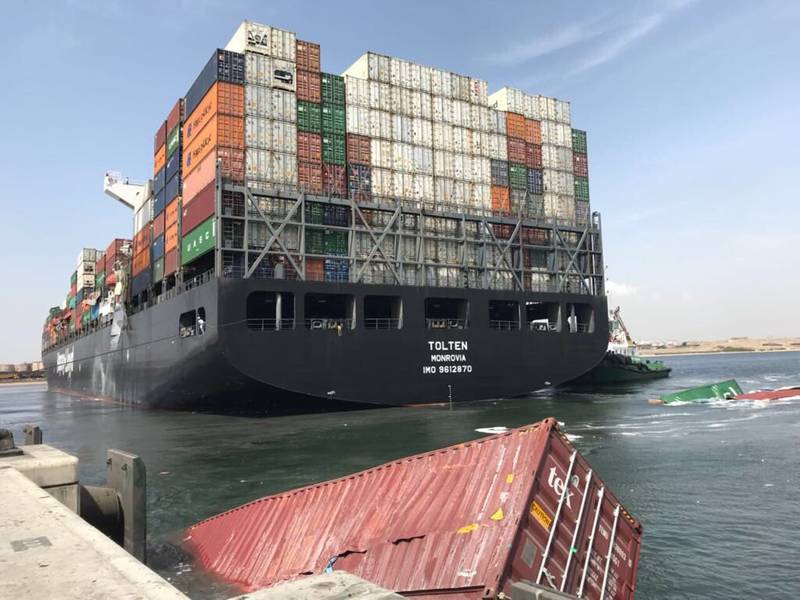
(568, 306), (671, 385)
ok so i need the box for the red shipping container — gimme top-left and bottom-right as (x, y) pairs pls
(95, 253), (105, 273)
(166, 198), (180, 228)
(167, 99), (183, 133)
(507, 137), (526, 164)
(182, 152), (216, 202)
(296, 69), (321, 103)
(346, 134), (371, 165)
(298, 160), (323, 194)
(525, 143), (543, 169)
(217, 146), (245, 183)
(296, 39), (321, 72)
(132, 248), (151, 276)
(153, 212), (165, 238)
(573, 153), (589, 178)
(506, 112), (526, 140)
(154, 121), (167, 154)
(297, 132), (322, 163)
(305, 257), (324, 280)
(322, 164), (346, 197)
(182, 182), (215, 235)
(185, 419), (642, 599)
(164, 248), (178, 276)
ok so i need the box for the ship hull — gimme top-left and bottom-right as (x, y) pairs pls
(43, 278), (608, 411)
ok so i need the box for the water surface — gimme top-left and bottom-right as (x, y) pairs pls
(1, 351), (798, 599)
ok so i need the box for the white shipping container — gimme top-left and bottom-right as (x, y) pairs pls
(225, 21), (272, 56)
(555, 99), (571, 125)
(247, 117), (296, 153)
(543, 170), (574, 195)
(271, 28), (296, 62)
(346, 76), (369, 107)
(76, 248), (99, 267)
(488, 133), (507, 160)
(389, 57), (401, 86)
(419, 65), (432, 93)
(343, 53), (369, 80)
(346, 105), (370, 136)
(134, 200), (152, 233)
(371, 139), (392, 169)
(542, 144), (573, 171)
(246, 148), (272, 182)
(271, 88), (296, 122)
(487, 109), (507, 135)
(271, 59), (296, 92)
(77, 274), (95, 291)
(369, 109), (392, 140)
(272, 151), (297, 185)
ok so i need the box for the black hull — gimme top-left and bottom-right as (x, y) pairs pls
(43, 278), (608, 411)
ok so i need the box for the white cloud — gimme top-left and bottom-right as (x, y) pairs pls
(488, 21), (607, 66)
(606, 281), (639, 297)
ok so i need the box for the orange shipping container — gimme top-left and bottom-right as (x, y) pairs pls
(491, 185), (511, 214)
(183, 115), (244, 179)
(132, 248), (151, 276)
(526, 119), (542, 145)
(153, 145), (166, 174)
(134, 225), (151, 255)
(218, 147), (245, 183)
(183, 82), (244, 147)
(506, 112), (526, 140)
(153, 212), (165, 238)
(306, 257), (324, 281)
(166, 198), (180, 228)
(165, 222), (179, 253)
(183, 152), (216, 203)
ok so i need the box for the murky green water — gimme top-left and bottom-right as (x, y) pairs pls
(1, 351), (799, 599)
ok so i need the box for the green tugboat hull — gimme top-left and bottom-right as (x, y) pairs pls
(569, 353), (671, 385)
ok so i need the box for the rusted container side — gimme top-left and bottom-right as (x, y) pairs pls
(298, 160), (323, 194)
(297, 131), (322, 163)
(297, 69), (322, 103)
(296, 39), (321, 72)
(322, 164), (346, 197)
(507, 137), (526, 164)
(185, 419), (642, 599)
(346, 133), (371, 165)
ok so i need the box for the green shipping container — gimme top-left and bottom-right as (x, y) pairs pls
(321, 104), (346, 135)
(305, 229), (324, 254)
(574, 176), (590, 200)
(68, 297), (76, 310)
(571, 129), (587, 154)
(509, 163), (528, 190)
(166, 125), (181, 158)
(525, 194), (545, 218)
(305, 202), (325, 224)
(324, 230), (348, 255)
(153, 257), (165, 283)
(70, 271), (77, 285)
(181, 216), (216, 265)
(322, 134), (346, 165)
(297, 101), (322, 133)
(81, 312), (90, 327)
(321, 73), (345, 105)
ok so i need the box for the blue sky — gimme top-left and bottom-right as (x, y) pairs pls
(1, 0), (798, 361)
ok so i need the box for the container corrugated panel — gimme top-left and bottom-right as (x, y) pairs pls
(182, 182), (215, 235)
(185, 419), (642, 599)
(183, 153), (216, 202)
(154, 121), (167, 155)
(297, 101), (322, 133)
(298, 160), (323, 194)
(154, 168), (166, 194)
(185, 49), (245, 118)
(348, 164), (372, 202)
(491, 185), (510, 214)
(322, 133), (346, 165)
(167, 99), (183, 133)
(130, 270), (151, 297)
(296, 39), (320, 71)
(152, 256), (165, 283)
(153, 213), (165, 238)
(346, 133), (371, 165)
(321, 104), (346, 135)
(165, 222), (179, 253)
(571, 129), (587, 154)
(151, 234), (165, 261)
(321, 73), (345, 105)
(296, 69), (321, 103)
(181, 216), (216, 265)
(154, 145), (166, 175)
(573, 153), (588, 178)
(164, 248), (178, 276)
(297, 131), (322, 163)
(322, 164), (346, 197)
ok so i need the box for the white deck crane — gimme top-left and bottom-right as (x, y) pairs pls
(103, 171), (151, 212)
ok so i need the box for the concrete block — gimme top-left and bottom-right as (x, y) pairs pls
(0, 467), (187, 600)
(230, 572), (406, 600)
(1, 444), (79, 488)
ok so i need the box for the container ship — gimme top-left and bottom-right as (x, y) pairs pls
(41, 21), (607, 411)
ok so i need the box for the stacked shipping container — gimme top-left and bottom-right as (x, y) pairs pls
(296, 39), (322, 194)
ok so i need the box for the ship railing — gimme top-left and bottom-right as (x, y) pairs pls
(183, 270), (214, 291)
(246, 318), (295, 331)
(426, 318), (468, 330)
(528, 320), (561, 332)
(569, 323), (592, 333)
(489, 320), (520, 331)
(364, 318), (401, 330)
(304, 318), (354, 331)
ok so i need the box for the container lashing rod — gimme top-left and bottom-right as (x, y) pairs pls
(599, 504), (621, 600)
(536, 450), (577, 588)
(577, 486), (606, 598)
(560, 469), (593, 593)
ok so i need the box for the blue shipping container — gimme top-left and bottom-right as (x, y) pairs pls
(154, 187), (166, 216)
(151, 234), (165, 261)
(130, 270), (151, 297)
(185, 49), (245, 118)
(323, 205), (350, 227)
(154, 167), (166, 194)
(527, 169), (543, 195)
(165, 171), (181, 204)
(324, 259), (349, 282)
(165, 149), (181, 181)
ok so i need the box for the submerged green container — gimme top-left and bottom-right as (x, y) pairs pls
(322, 134), (346, 165)
(321, 104), (346, 135)
(574, 176), (590, 200)
(509, 163), (527, 190)
(324, 230), (348, 255)
(153, 257), (165, 283)
(297, 101), (322, 133)
(305, 229), (324, 254)
(305, 202), (325, 224)
(660, 379), (742, 405)
(321, 73), (345, 105)
(572, 129), (587, 154)
(181, 216), (216, 265)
